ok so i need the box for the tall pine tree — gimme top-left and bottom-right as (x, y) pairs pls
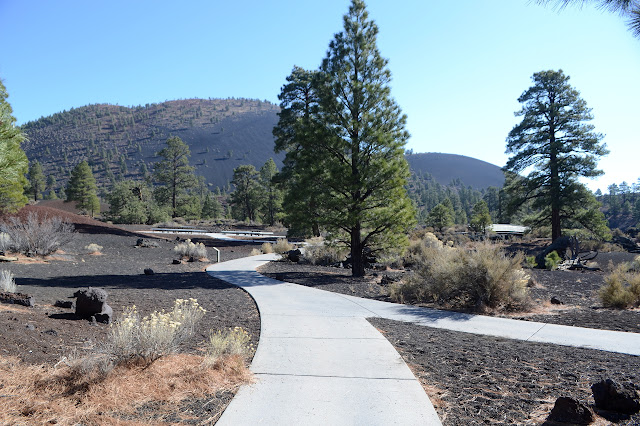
(153, 136), (197, 217)
(275, 0), (415, 276)
(27, 160), (45, 201)
(504, 70), (609, 241)
(66, 160), (100, 216)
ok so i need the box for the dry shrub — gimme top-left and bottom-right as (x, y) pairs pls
(108, 299), (206, 364)
(206, 327), (254, 364)
(600, 263), (640, 309)
(0, 212), (74, 256)
(250, 248), (262, 256)
(272, 238), (294, 254)
(0, 269), (17, 293)
(392, 242), (530, 312)
(84, 243), (103, 254)
(0, 353), (251, 425)
(260, 242), (274, 254)
(303, 237), (347, 266)
(173, 239), (207, 260)
(0, 232), (10, 252)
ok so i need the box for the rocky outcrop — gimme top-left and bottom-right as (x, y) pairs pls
(73, 287), (112, 324)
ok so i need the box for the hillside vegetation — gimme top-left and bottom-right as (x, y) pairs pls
(21, 98), (281, 191)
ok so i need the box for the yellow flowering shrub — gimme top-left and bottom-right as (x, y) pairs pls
(109, 298), (206, 363)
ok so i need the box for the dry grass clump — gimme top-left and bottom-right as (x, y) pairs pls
(600, 262), (640, 309)
(0, 212), (74, 256)
(0, 232), (11, 252)
(260, 242), (274, 254)
(272, 238), (294, 254)
(206, 327), (254, 364)
(84, 243), (103, 255)
(109, 298), (206, 364)
(250, 248), (262, 256)
(303, 237), (348, 266)
(173, 239), (207, 260)
(0, 353), (251, 425)
(0, 269), (17, 293)
(392, 239), (530, 312)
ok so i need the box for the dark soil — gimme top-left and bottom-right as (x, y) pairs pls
(370, 317), (640, 425)
(0, 207), (263, 424)
(259, 251), (640, 333)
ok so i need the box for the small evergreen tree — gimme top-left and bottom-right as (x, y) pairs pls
(153, 136), (198, 217)
(470, 200), (492, 233)
(230, 164), (262, 222)
(259, 158), (282, 226)
(67, 160), (100, 216)
(27, 160), (45, 201)
(427, 201), (454, 232)
(201, 191), (222, 219)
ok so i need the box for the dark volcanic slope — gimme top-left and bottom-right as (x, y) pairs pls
(21, 98), (283, 190)
(406, 152), (504, 190)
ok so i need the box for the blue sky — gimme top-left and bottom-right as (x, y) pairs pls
(1, 0), (638, 192)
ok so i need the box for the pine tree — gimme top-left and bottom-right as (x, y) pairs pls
(504, 70), (609, 241)
(27, 160), (45, 201)
(201, 191), (222, 219)
(67, 160), (100, 216)
(0, 79), (28, 213)
(275, 0), (415, 276)
(427, 201), (454, 232)
(470, 200), (492, 233)
(259, 158), (283, 226)
(230, 165), (262, 222)
(153, 136), (197, 217)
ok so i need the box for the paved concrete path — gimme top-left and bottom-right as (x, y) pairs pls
(207, 254), (442, 425)
(207, 254), (640, 424)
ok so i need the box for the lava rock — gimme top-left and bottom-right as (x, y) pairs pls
(592, 379), (640, 414)
(287, 249), (302, 263)
(0, 292), (35, 307)
(73, 287), (112, 324)
(547, 396), (594, 424)
(172, 259), (182, 264)
(144, 268), (155, 275)
(54, 300), (75, 309)
(551, 296), (564, 305)
(135, 238), (160, 248)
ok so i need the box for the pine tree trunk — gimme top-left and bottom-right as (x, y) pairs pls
(351, 226), (365, 277)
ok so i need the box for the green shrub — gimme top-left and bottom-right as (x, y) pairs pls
(525, 255), (537, 269)
(205, 327), (254, 363)
(600, 264), (640, 309)
(108, 298), (206, 364)
(173, 239), (207, 259)
(544, 251), (562, 270)
(0, 270), (17, 293)
(392, 243), (530, 312)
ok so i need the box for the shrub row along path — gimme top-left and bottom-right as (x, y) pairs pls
(208, 254), (640, 425)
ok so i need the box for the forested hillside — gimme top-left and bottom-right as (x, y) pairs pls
(21, 98), (281, 192)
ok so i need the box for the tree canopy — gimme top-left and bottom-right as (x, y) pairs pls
(503, 69), (609, 241)
(66, 160), (100, 216)
(153, 136), (198, 217)
(0, 79), (28, 213)
(274, 0), (415, 276)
